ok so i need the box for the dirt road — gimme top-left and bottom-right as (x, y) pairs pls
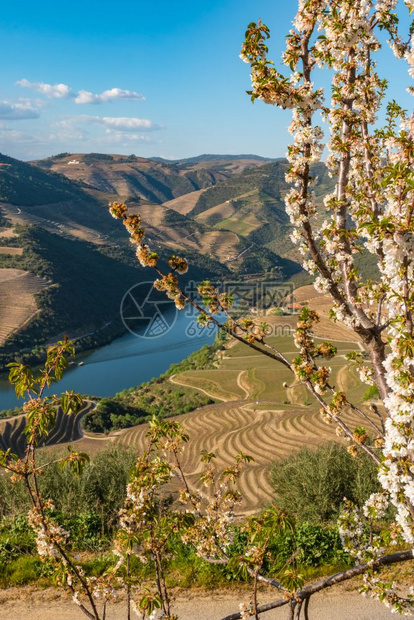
(0, 585), (400, 620)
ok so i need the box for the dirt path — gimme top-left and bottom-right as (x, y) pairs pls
(169, 374), (227, 401)
(0, 585), (399, 619)
(336, 364), (350, 393)
(237, 370), (250, 400)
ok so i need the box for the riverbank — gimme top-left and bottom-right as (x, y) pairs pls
(0, 311), (218, 410)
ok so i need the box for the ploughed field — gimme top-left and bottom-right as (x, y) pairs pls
(0, 401), (94, 458)
(0, 268), (51, 345)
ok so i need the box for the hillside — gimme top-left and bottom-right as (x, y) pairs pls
(187, 161), (336, 260)
(28, 153), (322, 273)
(0, 153), (93, 207)
(189, 160), (289, 217)
(0, 152), (119, 245)
(0, 287), (382, 514)
(152, 154), (276, 164)
(33, 153), (270, 204)
(0, 226), (143, 366)
(29, 152), (303, 276)
(0, 151), (308, 367)
(18, 295), (379, 515)
(0, 222), (230, 369)
(0, 401), (93, 458)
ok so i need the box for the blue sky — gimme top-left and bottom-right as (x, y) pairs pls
(0, 0), (412, 161)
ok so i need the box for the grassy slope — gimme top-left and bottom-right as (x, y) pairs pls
(0, 153), (95, 207)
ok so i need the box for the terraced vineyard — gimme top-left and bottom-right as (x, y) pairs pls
(0, 401), (95, 458)
(0, 268), (51, 344)
(292, 285), (360, 341)
(127, 202), (241, 267)
(195, 200), (236, 226)
(113, 325), (380, 514)
(4, 284), (376, 516)
(114, 397), (379, 515)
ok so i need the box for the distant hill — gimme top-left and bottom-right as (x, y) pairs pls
(33, 153), (269, 205)
(190, 161), (289, 217)
(30, 152), (307, 273)
(188, 161), (336, 260)
(152, 154), (278, 165)
(0, 153), (93, 207)
(0, 152), (119, 238)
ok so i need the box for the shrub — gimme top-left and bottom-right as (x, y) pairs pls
(0, 555), (42, 587)
(0, 446), (137, 534)
(270, 442), (380, 523)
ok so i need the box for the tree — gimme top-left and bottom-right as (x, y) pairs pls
(2, 1), (414, 618)
(108, 0), (414, 616)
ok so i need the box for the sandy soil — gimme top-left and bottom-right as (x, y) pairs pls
(0, 585), (400, 620)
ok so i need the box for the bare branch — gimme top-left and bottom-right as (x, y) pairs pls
(220, 550), (413, 620)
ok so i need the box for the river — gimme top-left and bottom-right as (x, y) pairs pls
(0, 309), (218, 410)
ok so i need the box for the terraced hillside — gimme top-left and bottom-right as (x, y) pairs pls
(0, 247), (22, 255)
(187, 161), (335, 261)
(111, 319), (380, 515)
(292, 285), (362, 341)
(115, 395), (378, 515)
(0, 150), (307, 367)
(125, 201), (240, 264)
(162, 189), (207, 215)
(0, 268), (51, 345)
(0, 401), (94, 458)
(124, 199), (296, 276)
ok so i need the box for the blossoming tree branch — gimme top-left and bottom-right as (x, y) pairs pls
(238, 0), (414, 553)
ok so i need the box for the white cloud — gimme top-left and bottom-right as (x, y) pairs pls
(16, 79), (72, 99)
(0, 128), (35, 142)
(0, 124), (54, 159)
(74, 88), (145, 104)
(17, 80), (145, 105)
(67, 115), (161, 131)
(50, 120), (88, 142)
(104, 131), (153, 143)
(0, 100), (40, 120)
(0, 120), (159, 160)
(99, 116), (159, 130)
